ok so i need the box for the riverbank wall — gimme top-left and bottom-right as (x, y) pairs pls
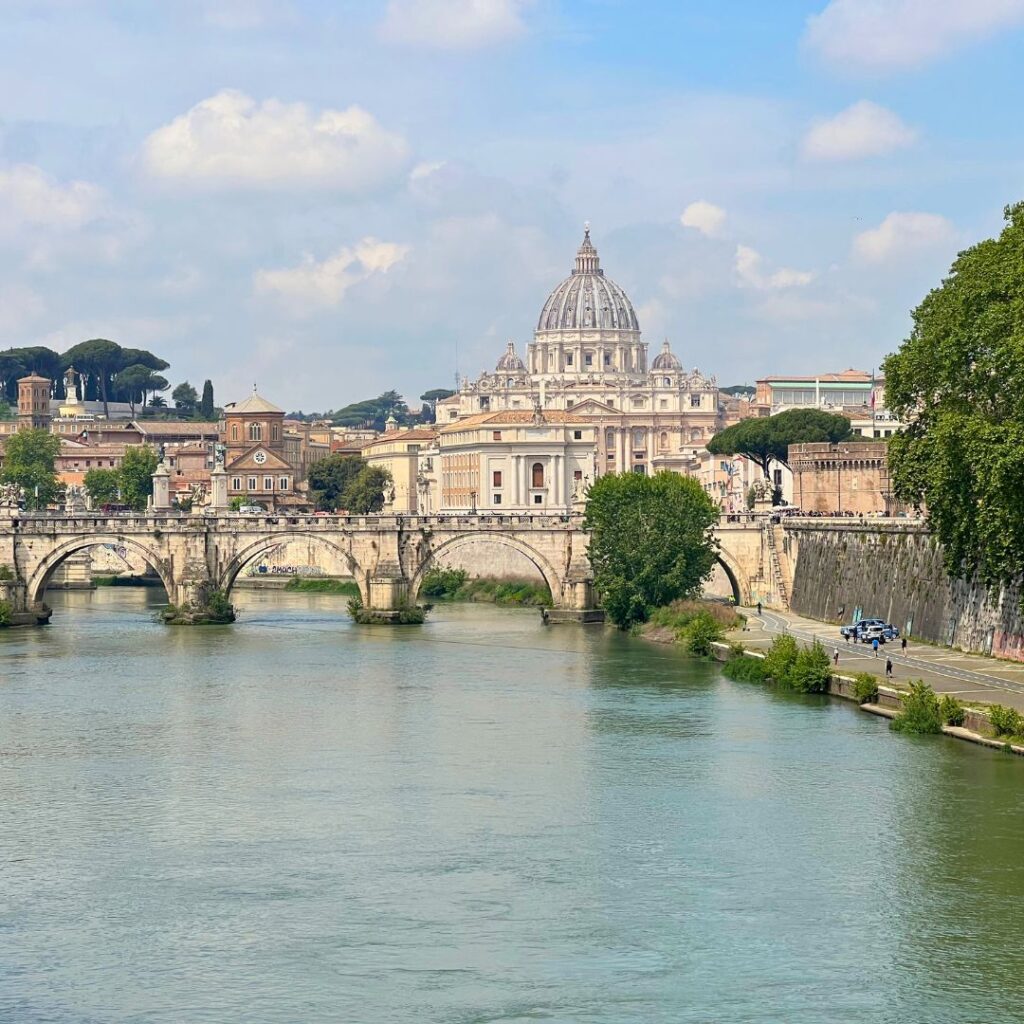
(784, 521), (1024, 660)
(708, 640), (1024, 756)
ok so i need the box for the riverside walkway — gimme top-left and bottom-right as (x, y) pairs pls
(733, 606), (1024, 713)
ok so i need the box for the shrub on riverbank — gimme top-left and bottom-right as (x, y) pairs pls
(648, 599), (742, 631)
(891, 680), (943, 734)
(762, 634), (799, 684)
(284, 578), (360, 595)
(0, 598), (11, 626)
(419, 568), (552, 607)
(722, 653), (767, 682)
(787, 641), (832, 694)
(939, 695), (966, 727)
(988, 704), (1024, 739)
(853, 673), (879, 705)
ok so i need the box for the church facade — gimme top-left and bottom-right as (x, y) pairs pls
(436, 227), (723, 477)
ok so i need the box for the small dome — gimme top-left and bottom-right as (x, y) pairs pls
(536, 226), (640, 334)
(496, 341), (526, 372)
(651, 339), (682, 371)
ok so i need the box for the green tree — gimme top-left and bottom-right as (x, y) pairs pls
(707, 409), (854, 479)
(0, 399), (12, 420)
(0, 428), (62, 509)
(172, 382), (198, 415)
(118, 445), (158, 511)
(61, 339), (123, 418)
(115, 364), (169, 416)
(344, 465), (392, 514)
(329, 391), (412, 431)
(884, 202), (1024, 593)
(891, 680), (943, 735)
(583, 471), (719, 628)
(83, 468), (120, 506)
(200, 379), (215, 420)
(307, 454), (367, 511)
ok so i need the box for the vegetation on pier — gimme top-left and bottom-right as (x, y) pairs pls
(419, 567), (552, 607)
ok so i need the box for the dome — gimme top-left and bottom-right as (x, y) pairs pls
(651, 339), (682, 371)
(536, 227), (639, 334)
(496, 341), (526, 372)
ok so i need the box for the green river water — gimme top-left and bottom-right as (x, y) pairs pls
(3, 588), (1024, 1023)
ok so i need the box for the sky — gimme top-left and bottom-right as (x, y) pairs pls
(2, 0), (1023, 412)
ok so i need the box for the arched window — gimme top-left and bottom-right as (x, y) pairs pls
(249, 422), (262, 442)
(271, 423), (280, 441)
(633, 429), (645, 447)
(532, 462), (544, 488)
(660, 431), (669, 451)
(605, 428), (615, 449)
(690, 427), (702, 442)
(230, 423), (239, 441)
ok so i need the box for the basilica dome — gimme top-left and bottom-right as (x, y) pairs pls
(536, 227), (640, 334)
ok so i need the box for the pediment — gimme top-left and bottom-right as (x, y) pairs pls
(226, 446), (292, 472)
(569, 399), (620, 415)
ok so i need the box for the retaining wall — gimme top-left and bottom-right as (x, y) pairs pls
(785, 521), (1024, 659)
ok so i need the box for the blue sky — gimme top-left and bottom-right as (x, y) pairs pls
(2, 0), (1023, 412)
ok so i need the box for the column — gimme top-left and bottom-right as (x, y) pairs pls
(647, 427), (655, 474)
(553, 455), (562, 507)
(521, 457), (529, 509)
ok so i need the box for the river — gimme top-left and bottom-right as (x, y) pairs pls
(3, 589), (1024, 1023)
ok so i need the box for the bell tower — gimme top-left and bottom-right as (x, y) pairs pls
(17, 374), (52, 431)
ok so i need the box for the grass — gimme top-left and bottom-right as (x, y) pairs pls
(284, 577), (360, 595)
(647, 599), (743, 632)
(419, 567), (552, 607)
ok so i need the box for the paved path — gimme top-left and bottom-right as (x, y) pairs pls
(731, 606), (1024, 712)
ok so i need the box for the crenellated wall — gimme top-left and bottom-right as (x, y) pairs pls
(784, 521), (1024, 659)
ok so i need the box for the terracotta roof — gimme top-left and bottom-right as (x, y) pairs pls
(223, 390), (283, 415)
(363, 428), (438, 448)
(132, 421), (220, 435)
(440, 410), (589, 432)
(17, 373), (51, 384)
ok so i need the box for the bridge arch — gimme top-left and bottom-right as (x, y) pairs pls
(410, 532), (564, 604)
(713, 546), (746, 606)
(26, 535), (173, 607)
(219, 534), (366, 599)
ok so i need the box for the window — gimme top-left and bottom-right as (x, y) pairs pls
(493, 494), (502, 505)
(493, 470), (502, 487)
(773, 469), (783, 488)
(280, 477), (289, 490)
(249, 422), (262, 441)
(532, 462), (544, 488)
(566, 399), (574, 408)
(533, 494), (543, 504)
(565, 353), (573, 366)
(690, 395), (702, 408)
(271, 423), (279, 441)
(605, 428), (615, 449)
(232, 477), (241, 490)
(664, 377), (671, 386)
(632, 397), (644, 408)
(248, 477), (257, 490)
(231, 424), (239, 441)
(574, 469), (583, 481)
(264, 476), (273, 491)
(633, 429), (645, 447)
(492, 431), (502, 441)
(573, 430), (582, 440)
(604, 353), (611, 366)
(660, 431), (668, 450)
(585, 352), (593, 366)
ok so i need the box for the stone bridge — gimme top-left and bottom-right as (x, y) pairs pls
(0, 503), (795, 625)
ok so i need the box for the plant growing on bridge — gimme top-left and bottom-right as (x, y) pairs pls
(890, 680), (943, 734)
(0, 428), (62, 509)
(583, 471), (719, 629)
(884, 203), (1024, 596)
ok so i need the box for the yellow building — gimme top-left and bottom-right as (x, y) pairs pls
(362, 420), (439, 513)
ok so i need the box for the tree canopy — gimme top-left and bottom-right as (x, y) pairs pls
(884, 201), (1024, 591)
(707, 408), (854, 478)
(583, 471), (720, 628)
(307, 454), (392, 513)
(83, 468), (120, 506)
(0, 429), (62, 509)
(172, 382), (198, 415)
(118, 445), (159, 511)
(200, 379), (215, 420)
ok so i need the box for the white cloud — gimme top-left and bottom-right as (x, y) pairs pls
(804, 0), (1024, 73)
(141, 90), (410, 191)
(254, 237), (410, 311)
(0, 283), (44, 333)
(801, 101), (916, 161)
(380, 0), (529, 50)
(680, 200), (726, 237)
(853, 212), (954, 262)
(0, 164), (104, 231)
(735, 245), (815, 290)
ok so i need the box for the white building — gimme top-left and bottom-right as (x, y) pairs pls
(437, 227), (722, 476)
(434, 410), (596, 513)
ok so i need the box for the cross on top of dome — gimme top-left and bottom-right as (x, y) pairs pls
(574, 223), (601, 275)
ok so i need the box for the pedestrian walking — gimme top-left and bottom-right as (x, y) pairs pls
(833, 647), (839, 666)
(901, 636), (907, 653)
(872, 637), (880, 657)
(845, 631), (851, 644)
(885, 657), (893, 678)
(756, 601), (762, 617)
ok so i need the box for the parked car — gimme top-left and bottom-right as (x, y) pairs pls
(881, 624), (900, 641)
(859, 624), (895, 644)
(840, 618), (884, 639)
(236, 504), (265, 515)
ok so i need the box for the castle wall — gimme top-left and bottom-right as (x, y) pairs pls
(786, 521), (1024, 659)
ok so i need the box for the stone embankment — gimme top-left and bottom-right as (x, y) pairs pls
(710, 640), (1024, 757)
(784, 520), (1024, 660)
